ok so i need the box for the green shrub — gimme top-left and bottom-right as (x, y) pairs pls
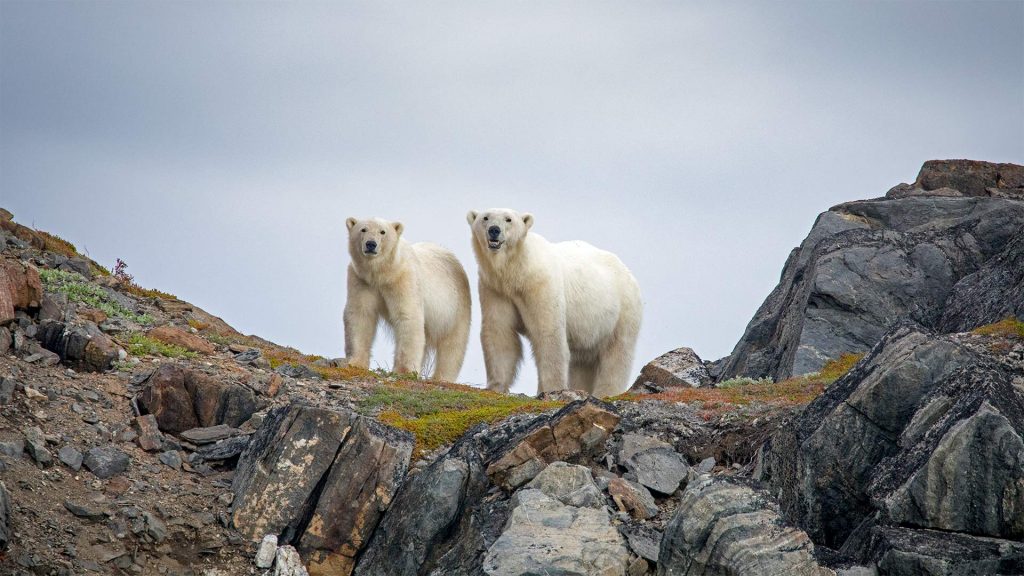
(40, 269), (153, 325)
(125, 332), (196, 359)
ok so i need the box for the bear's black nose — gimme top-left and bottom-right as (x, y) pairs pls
(365, 240), (377, 251)
(488, 226), (501, 239)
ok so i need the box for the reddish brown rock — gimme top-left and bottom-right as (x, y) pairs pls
(487, 398), (620, 490)
(136, 364), (259, 434)
(147, 325), (215, 355)
(77, 308), (108, 324)
(608, 477), (658, 520)
(0, 259), (42, 324)
(134, 415), (164, 451)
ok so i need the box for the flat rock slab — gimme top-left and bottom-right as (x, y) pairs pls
(483, 488), (628, 576)
(180, 424), (238, 444)
(84, 445), (129, 479)
(487, 398), (620, 490)
(232, 403), (412, 576)
(630, 347), (711, 392)
(620, 433), (688, 495)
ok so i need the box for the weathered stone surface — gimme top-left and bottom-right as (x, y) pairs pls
(147, 325), (215, 355)
(34, 320), (118, 372)
(195, 435), (250, 461)
(0, 481), (10, 552)
(939, 232), (1024, 332)
(134, 414), (164, 451)
(608, 477), (658, 520)
(848, 524), (1024, 576)
(619, 433), (688, 495)
(630, 347), (711, 392)
(180, 424), (238, 445)
(57, 445), (83, 471)
(232, 403), (412, 576)
(0, 377), (15, 405)
(355, 435), (489, 576)
(256, 534), (279, 569)
(915, 159), (1024, 198)
(718, 166), (1024, 381)
(483, 488), (628, 576)
(137, 364), (259, 434)
(658, 477), (831, 576)
(274, 545), (310, 576)
(524, 461), (604, 509)
(487, 398), (620, 490)
(83, 445), (129, 479)
(24, 426), (53, 467)
(1, 259), (42, 316)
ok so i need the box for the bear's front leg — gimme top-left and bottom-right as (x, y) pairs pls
(383, 280), (426, 376)
(520, 292), (569, 394)
(480, 283), (522, 393)
(343, 268), (381, 369)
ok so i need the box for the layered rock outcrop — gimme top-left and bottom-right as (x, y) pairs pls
(718, 159), (1024, 381)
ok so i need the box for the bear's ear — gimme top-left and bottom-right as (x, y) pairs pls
(522, 213), (534, 230)
(346, 217), (358, 231)
(392, 221), (404, 236)
(466, 211), (478, 226)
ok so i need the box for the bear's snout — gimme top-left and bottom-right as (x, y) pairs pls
(487, 225), (501, 239)
(364, 240), (378, 253)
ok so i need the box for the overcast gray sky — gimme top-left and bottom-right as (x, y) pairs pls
(2, 1), (1022, 394)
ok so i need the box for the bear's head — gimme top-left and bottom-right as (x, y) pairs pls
(346, 217), (404, 261)
(466, 208), (534, 254)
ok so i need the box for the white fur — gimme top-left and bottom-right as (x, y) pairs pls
(467, 208), (642, 397)
(344, 217), (471, 382)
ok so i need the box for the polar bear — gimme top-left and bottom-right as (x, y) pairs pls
(344, 217), (471, 382)
(467, 209), (642, 397)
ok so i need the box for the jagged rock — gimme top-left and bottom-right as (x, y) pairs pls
(619, 433), (688, 495)
(658, 477), (831, 576)
(180, 424), (238, 445)
(524, 461), (604, 509)
(232, 403), (412, 576)
(158, 450), (182, 470)
(0, 481), (10, 552)
(487, 398), (620, 490)
(608, 477), (658, 520)
(137, 364), (259, 434)
(848, 524), (1024, 576)
(0, 259), (42, 325)
(38, 293), (70, 323)
(273, 545), (310, 576)
(630, 347), (711, 392)
(134, 415), (164, 451)
(24, 426), (53, 467)
(256, 534), (279, 569)
(83, 445), (129, 479)
(147, 325), (215, 355)
(939, 232), (1024, 332)
(0, 377), (15, 405)
(762, 324), (1024, 566)
(196, 435), (250, 462)
(57, 446), (83, 471)
(915, 159), (1024, 198)
(275, 364), (321, 379)
(355, 434), (489, 576)
(625, 527), (661, 563)
(34, 320), (118, 372)
(719, 162), (1024, 381)
(63, 500), (106, 520)
(0, 438), (24, 457)
(483, 488), (628, 576)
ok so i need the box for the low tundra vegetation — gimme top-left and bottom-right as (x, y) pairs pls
(40, 268), (154, 325)
(358, 381), (563, 458)
(621, 353), (866, 421)
(124, 332), (197, 359)
(972, 316), (1024, 339)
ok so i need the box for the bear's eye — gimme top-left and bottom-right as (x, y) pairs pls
(483, 216), (488, 221)
(505, 218), (511, 223)
(361, 228), (367, 233)
(380, 230), (386, 235)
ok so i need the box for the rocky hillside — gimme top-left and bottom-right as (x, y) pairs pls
(1, 158), (1022, 576)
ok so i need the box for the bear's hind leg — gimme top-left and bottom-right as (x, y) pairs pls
(568, 360), (596, 394)
(432, 320), (470, 383)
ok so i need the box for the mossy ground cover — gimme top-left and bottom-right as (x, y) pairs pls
(124, 332), (197, 359)
(40, 269), (153, 325)
(972, 316), (1024, 339)
(620, 353), (865, 420)
(358, 381), (563, 458)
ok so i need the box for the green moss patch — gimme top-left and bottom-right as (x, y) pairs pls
(972, 317), (1024, 339)
(124, 333), (197, 359)
(40, 269), (153, 325)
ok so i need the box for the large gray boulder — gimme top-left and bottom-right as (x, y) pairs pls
(0, 481), (10, 552)
(760, 323), (1024, 568)
(718, 160), (1024, 381)
(630, 347), (711, 392)
(658, 477), (832, 576)
(232, 403), (413, 575)
(483, 488), (628, 576)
